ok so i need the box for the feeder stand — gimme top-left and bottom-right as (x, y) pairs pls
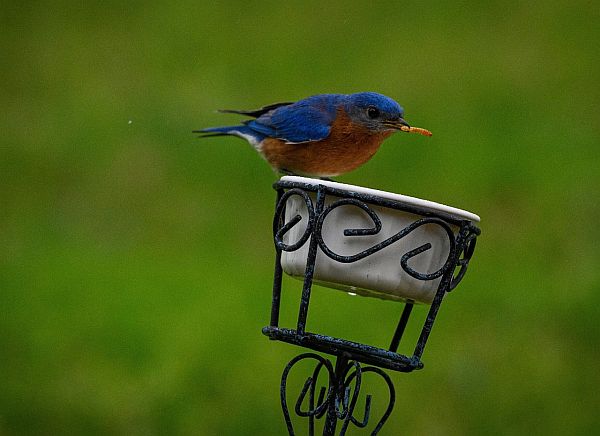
(263, 177), (480, 435)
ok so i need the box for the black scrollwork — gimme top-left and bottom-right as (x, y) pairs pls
(281, 353), (335, 436)
(343, 366), (396, 434)
(273, 188), (481, 287)
(280, 354), (395, 435)
(314, 198), (457, 281)
(449, 229), (478, 290)
(274, 188), (315, 252)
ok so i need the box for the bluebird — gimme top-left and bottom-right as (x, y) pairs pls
(194, 92), (431, 177)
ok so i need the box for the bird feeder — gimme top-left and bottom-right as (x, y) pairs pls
(263, 176), (480, 435)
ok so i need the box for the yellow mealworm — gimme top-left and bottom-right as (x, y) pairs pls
(400, 125), (432, 136)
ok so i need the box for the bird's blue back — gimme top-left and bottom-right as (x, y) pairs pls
(246, 94), (344, 143)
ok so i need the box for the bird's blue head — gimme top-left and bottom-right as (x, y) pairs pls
(344, 92), (409, 132)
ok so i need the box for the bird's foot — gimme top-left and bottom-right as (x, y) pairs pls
(277, 169), (336, 182)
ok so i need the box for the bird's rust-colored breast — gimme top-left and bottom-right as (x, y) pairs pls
(260, 108), (393, 177)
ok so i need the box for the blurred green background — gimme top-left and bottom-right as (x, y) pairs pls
(1, 1), (599, 434)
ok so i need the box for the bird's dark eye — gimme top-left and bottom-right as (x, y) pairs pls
(366, 106), (380, 119)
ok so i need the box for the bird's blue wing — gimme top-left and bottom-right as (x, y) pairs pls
(246, 94), (343, 143)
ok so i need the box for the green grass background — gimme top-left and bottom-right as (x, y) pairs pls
(1, 1), (599, 434)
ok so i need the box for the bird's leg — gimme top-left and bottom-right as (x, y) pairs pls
(278, 168), (299, 177)
(278, 168), (334, 181)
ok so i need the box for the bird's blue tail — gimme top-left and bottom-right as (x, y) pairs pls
(193, 125), (240, 137)
(193, 125), (266, 147)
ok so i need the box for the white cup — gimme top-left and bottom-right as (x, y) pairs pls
(278, 176), (480, 304)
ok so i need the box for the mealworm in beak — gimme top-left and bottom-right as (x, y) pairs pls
(400, 125), (432, 136)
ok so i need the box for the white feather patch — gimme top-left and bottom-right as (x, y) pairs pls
(228, 130), (262, 151)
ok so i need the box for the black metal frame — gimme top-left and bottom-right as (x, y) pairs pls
(263, 178), (480, 435)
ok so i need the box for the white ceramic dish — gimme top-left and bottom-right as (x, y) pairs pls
(279, 176), (480, 304)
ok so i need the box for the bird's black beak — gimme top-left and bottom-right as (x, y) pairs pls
(383, 118), (433, 136)
(383, 118), (411, 130)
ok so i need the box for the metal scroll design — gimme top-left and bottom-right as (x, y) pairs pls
(274, 193), (459, 282)
(280, 353), (395, 436)
(449, 230), (478, 290)
(274, 189), (316, 253)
